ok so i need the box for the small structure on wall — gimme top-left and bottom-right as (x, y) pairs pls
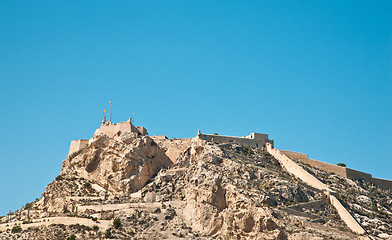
(197, 131), (274, 149)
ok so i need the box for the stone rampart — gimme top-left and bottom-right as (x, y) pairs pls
(267, 144), (366, 235)
(198, 133), (274, 148)
(346, 168), (372, 182)
(280, 150), (308, 161)
(68, 139), (89, 156)
(136, 126), (148, 135)
(372, 178), (392, 190)
(94, 118), (146, 138)
(266, 143), (329, 191)
(68, 117), (149, 157)
(281, 150), (392, 190)
(329, 195), (365, 234)
(282, 150), (348, 178)
(248, 133), (269, 140)
(306, 158), (348, 178)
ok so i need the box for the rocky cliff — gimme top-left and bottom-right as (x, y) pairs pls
(0, 128), (391, 240)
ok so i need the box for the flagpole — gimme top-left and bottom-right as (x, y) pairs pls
(109, 101), (112, 123)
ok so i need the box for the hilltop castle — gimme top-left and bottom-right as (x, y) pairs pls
(68, 117), (274, 155)
(61, 117), (392, 236)
(67, 117), (391, 192)
(68, 118), (148, 156)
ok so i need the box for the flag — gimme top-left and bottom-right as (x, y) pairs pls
(103, 109), (106, 113)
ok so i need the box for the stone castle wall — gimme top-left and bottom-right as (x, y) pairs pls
(281, 151), (348, 177)
(279, 151), (308, 161)
(68, 118), (148, 156)
(68, 139), (89, 156)
(266, 144), (329, 191)
(267, 144), (365, 235)
(136, 126), (148, 135)
(372, 178), (392, 190)
(345, 168), (372, 182)
(94, 118), (147, 138)
(281, 150), (392, 190)
(198, 133), (274, 149)
(329, 195), (365, 234)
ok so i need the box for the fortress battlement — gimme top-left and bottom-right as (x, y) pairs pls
(68, 117), (148, 156)
(94, 118), (148, 138)
(197, 131), (274, 149)
(281, 150), (392, 190)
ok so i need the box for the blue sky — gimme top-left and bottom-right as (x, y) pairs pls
(0, 1), (391, 216)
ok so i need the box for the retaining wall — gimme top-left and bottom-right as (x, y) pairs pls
(68, 139), (89, 156)
(286, 199), (328, 212)
(281, 208), (320, 220)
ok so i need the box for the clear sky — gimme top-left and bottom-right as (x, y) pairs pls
(0, 1), (391, 216)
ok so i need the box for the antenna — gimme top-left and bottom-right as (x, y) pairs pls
(132, 112), (135, 124)
(109, 101), (112, 123)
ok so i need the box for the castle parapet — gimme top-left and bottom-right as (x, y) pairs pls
(281, 150), (392, 190)
(246, 133), (269, 140)
(197, 132), (273, 149)
(67, 117), (149, 157)
(94, 118), (148, 138)
(68, 139), (89, 156)
(136, 126), (148, 135)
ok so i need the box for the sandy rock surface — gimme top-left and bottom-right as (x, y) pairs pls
(1, 130), (391, 239)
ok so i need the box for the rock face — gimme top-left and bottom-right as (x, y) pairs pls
(41, 131), (172, 212)
(1, 128), (391, 240)
(64, 132), (171, 193)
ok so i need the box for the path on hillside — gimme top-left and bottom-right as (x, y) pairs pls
(1, 199), (184, 233)
(0, 217), (112, 231)
(79, 200), (183, 214)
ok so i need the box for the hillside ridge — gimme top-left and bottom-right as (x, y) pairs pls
(1, 118), (391, 240)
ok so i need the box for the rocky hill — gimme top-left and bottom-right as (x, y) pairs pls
(0, 126), (391, 239)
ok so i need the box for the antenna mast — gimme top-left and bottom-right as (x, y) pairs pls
(109, 101), (112, 123)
